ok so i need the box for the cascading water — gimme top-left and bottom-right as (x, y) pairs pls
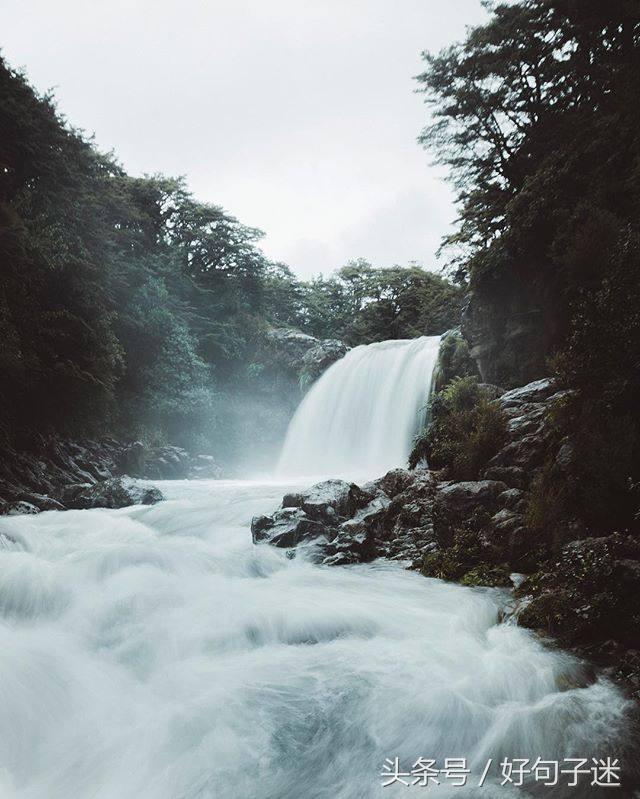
(278, 336), (441, 479)
(0, 338), (634, 798)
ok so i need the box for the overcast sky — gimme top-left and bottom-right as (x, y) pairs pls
(1, 0), (487, 278)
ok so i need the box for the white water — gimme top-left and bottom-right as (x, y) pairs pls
(277, 337), (441, 479)
(0, 480), (632, 798)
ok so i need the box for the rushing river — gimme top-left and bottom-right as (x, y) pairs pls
(0, 479), (632, 798)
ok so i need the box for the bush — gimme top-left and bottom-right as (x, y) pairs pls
(419, 522), (510, 587)
(410, 376), (507, 479)
(433, 329), (478, 392)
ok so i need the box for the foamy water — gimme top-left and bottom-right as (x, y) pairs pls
(0, 479), (631, 798)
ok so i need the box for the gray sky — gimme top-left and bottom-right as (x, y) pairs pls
(1, 0), (487, 278)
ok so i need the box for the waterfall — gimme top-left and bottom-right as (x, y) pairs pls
(277, 336), (440, 478)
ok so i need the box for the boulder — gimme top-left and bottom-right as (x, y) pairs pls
(486, 436), (546, 470)
(436, 480), (508, 513)
(300, 340), (348, 384)
(251, 508), (327, 548)
(322, 496), (392, 565)
(362, 468), (414, 500)
(17, 492), (65, 512)
(498, 378), (557, 408)
(5, 501), (40, 516)
(68, 477), (164, 510)
(497, 488), (524, 509)
(282, 480), (367, 523)
(482, 465), (527, 489)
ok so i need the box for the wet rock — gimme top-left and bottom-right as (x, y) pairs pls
(498, 378), (556, 408)
(362, 468), (414, 500)
(61, 482), (94, 506)
(5, 501), (41, 516)
(491, 508), (521, 530)
(17, 492), (66, 512)
(251, 508), (326, 548)
(497, 488), (524, 509)
(68, 477), (164, 510)
(282, 480), (367, 523)
(300, 340), (348, 385)
(555, 440), (574, 472)
(322, 495), (391, 565)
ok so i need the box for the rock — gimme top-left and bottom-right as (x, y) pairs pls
(266, 328), (319, 366)
(498, 378), (557, 408)
(437, 480), (508, 513)
(191, 454), (223, 479)
(68, 477), (164, 510)
(5, 501), (41, 516)
(300, 340), (348, 385)
(17, 492), (65, 512)
(322, 496), (392, 565)
(483, 465), (527, 488)
(251, 508), (327, 548)
(255, 471), (437, 565)
(490, 509), (524, 537)
(497, 488), (524, 509)
(117, 440), (146, 476)
(461, 286), (557, 386)
(518, 534), (640, 673)
(555, 440), (574, 472)
(486, 435), (546, 470)
(265, 328), (348, 384)
(362, 468), (414, 500)
(505, 404), (546, 436)
(61, 482), (94, 505)
(282, 480), (367, 523)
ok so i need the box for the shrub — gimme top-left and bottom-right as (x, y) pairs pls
(410, 376), (507, 479)
(419, 522), (510, 587)
(433, 329), (478, 392)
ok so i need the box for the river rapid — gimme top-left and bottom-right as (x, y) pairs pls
(0, 478), (632, 799)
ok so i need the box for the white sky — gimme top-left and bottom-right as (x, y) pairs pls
(1, 0), (487, 278)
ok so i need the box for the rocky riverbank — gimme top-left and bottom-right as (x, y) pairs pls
(253, 375), (640, 700)
(0, 438), (222, 515)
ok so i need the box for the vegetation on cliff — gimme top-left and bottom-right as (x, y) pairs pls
(418, 2), (640, 552)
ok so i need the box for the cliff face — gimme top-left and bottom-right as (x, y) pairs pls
(461, 281), (561, 387)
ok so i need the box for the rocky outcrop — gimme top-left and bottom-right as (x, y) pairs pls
(461, 286), (560, 387)
(67, 477), (164, 510)
(0, 437), (220, 515)
(300, 339), (349, 385)
(252, 470), (437, 566)
(264, 328), (347, 386)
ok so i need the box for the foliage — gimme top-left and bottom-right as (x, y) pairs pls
(420, 520), (510, 587)
(418, 1), (640, 530)
(410, 377), (507, 478)
(519, 534), (640, 653)
(300, 260), (463, 345)
(432, 329), (479, 392)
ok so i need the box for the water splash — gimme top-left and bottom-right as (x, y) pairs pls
(277, 336), (440, 479)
